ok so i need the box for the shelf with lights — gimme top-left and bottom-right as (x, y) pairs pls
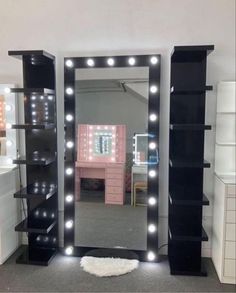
(9, 50), (58, 266)
(14, 184), (57, 200)
(168, 45), (214, 276)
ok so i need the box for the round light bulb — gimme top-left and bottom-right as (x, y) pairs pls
(6, 123), (12, 129)
(150, 85), (158, 94)
(148, 224), (156, 233)
(66, 114), (73, 122)
(66, 168), (73, 175)
(66, 194), (73, 203)
(6, 140), (13, 147)
(149, 114), (157, 122)
(150, 56), (158, 65)
(66, 59), (73, 67)
(149, 142), (156, 150)
(4, 87), (11, 94)
(65, 220), (73, 229)
(65, 246), (73, 255)
(31, 96), (36, 100)
(147, 251), (156, 261)
(149, 170), (156, 178)
(7, 158), (13, 164)
(87, 58), (95, 67)
(148, 197), (156, 206)
(128, 57), (136, 66)
(48, 96), (53, 101)
(107, 58), (115, 66)
(5, 104), (12, 111)
(66, 141), (74, 148)
(66, 87), (73, 95)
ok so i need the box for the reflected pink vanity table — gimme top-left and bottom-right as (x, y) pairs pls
(75, 124), (126, 205)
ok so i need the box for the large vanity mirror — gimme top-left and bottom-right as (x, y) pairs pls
(64, 55), (160, 261)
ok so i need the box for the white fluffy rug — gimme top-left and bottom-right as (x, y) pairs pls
(80, 256), (139, 277)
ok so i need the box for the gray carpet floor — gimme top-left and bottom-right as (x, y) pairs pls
(0, 249), (235, 292)
(75, 201), (147, 250)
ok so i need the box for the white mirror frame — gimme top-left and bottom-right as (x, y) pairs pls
(0, 84), (17, 167)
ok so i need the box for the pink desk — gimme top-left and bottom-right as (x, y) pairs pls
(76, 124), (126, 205)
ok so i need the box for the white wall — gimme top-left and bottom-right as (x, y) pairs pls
(0, 0), (235, 255)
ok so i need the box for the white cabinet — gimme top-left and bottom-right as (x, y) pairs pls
(212, 81), (236, 284)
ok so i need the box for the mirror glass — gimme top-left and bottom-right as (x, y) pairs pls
(75, 68), (149, 250)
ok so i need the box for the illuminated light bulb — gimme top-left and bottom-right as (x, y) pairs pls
(51, 213), (55, 218)
(89, 156), (93, 160)
(149, 170), (156, 178)
(128, 57), (136, 66)
(65, 220), (73, 229)
(150, 56), (158, 65)
(89, 126), (93, 129)
(32, 111), (36, 116)
(111, 157), (115, 161)
(66, 141), (74, 148)
(66, 114), (73, 122)
(66, 194), (73, 203)
(89, 148), (92, 153)
(5, 104), (12, 111)
(4, 87), (11, 94)
(148, 224), (156, 233)
(31, 96), (36, 100)
(40, 96), (44, 100)
(149, 114), (157, 122)
(43, 211), (47, 217)
(66, 59), (73, 67)
(147, 251), (156, 261)
(149, 142), (156, 150)
(65, 246), (73, 255)
(150, 85), (158, 94)
(6, 140), (13, 147)
(66, 168), (73, 175)
(107, 58), (115, 66)
(6, 123), (12, 129)
(31, 104), (36, 108)
(87, 58), (95, 67)
(48, 96), (53, 100)
(66, 87), (73, 95)
(148, 197), (156, 206)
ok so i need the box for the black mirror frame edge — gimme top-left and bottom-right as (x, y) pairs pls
(63, 54), (161, 262)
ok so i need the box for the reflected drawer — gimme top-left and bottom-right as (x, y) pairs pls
(106, 193), (123, 203)
(106, 168), (123, 174)
(106, 173), (123, 180)
(226, 210), (236, 223)
(106, 186), (123, 194)
(225, 241), (236, 259)
(226, 224), (236, 241)
(227, 185), (236, 197)
(227, 198), (236, 211)
(224, 259), (236, 278)
(106, 179), (122, 187)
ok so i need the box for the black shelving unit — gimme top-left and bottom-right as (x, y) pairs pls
(168, 45), (214, 276)
(9, 50), (58, 266)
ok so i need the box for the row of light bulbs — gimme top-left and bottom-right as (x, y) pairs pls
(65, 56), (159, 68)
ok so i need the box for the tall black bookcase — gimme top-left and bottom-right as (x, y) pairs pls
(168, 45), (214, 275)
(9, 50), (58, 265)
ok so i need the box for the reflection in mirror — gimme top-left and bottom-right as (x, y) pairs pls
(75, 68), (149, 250)
(0, 85), (17, 166)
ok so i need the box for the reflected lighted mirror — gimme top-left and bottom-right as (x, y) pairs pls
(75, 67), (148, 250)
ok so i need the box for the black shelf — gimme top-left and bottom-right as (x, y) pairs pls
(170, 124), (211, 131)
(13, 154), (55, 165)
(170, 85), (213, 94)
(171, 45), (214, 62)
(169, 225), (208, 242)
(16, 246), (57, 266)
(15, 218), (56, 234)
(169, 158), (210, 168)
(11, 123), (55, 130)
(10, 88), (55, 95)
(9, 50), (55, 61)
(14, 184), (57, 200)
(169, 192), (209, 206)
